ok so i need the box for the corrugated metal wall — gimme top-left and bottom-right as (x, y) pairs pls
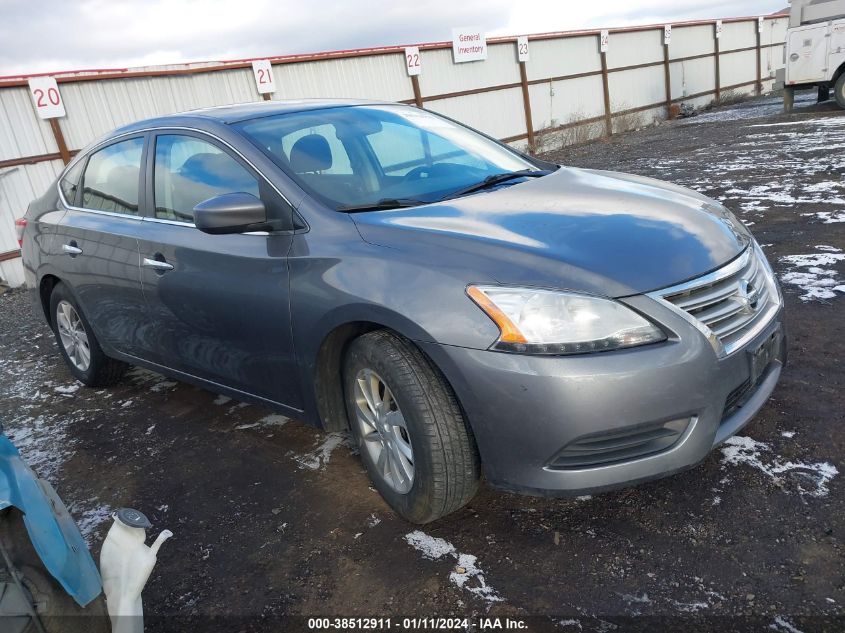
(0, 16), (788, 287)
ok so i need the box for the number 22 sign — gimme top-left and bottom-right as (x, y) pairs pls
(405, 47), (422, 76)
(251, 60), (276, 94)
(27, 77), (66, 119)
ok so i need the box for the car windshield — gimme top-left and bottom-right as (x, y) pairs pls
(234, 104), (541, 210)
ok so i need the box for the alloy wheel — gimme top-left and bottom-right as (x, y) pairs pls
(55, 300), (91, 371)
(353, 368), (415, 493)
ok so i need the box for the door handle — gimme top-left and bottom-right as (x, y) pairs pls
(62, 243), (83, 256)
(789, 53), (800, 62)
(142, 257), (174, 272)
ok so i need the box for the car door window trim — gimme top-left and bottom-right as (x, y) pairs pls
(56, 126), (305, 231)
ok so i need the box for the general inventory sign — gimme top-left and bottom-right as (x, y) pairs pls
(452, 27), (487, 63)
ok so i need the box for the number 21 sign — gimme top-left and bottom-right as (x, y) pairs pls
(251, 60), (276, 94)
(28, 77), (66, 119)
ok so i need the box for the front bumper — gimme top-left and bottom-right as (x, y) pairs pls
(419, 297), (786, 497)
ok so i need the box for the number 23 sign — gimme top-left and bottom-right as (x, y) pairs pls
(27, 77), (66, 119)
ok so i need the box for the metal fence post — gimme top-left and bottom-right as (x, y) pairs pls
(600, 45), (613, 137)
(410, 75), (423, 108)
(663, 37), (673, 119)
(756, 23), (763, 95)
(714, 23), (721, 101)
(48, 119), (70, 165)
(518, 60), (536, 153)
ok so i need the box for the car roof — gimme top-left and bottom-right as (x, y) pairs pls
(109, 98), (397, 136)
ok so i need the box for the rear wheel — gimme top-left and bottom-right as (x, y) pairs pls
(835, 74), (845, 110)
(0, 509), (109, 633)
(49, 283), (128, 387)
(343, 330), (480, 523)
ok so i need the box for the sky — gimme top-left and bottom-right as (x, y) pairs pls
(0, 0), (787, 77)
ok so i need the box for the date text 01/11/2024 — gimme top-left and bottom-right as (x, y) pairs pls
(307, 617), (528, 630)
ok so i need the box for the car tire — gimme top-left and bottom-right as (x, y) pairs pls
(835, 74), (845, 110)
(0, 508), (110, 633)
(343, 330), (480, 523)
(49, 283), (128, 387)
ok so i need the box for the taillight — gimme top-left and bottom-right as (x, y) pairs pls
(15, 218), (27, 248)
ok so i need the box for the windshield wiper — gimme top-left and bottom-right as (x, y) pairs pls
(337, 198), (427, 212)
(442, 169), (551, 200)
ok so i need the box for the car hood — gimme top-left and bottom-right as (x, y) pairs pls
(350, 167), (751, 297)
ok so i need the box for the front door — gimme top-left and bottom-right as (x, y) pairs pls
(136, 131), (301, 410)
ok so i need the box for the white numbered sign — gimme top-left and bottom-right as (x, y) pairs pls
(715, 20), (723, 39)
(405, 47), (422, 76)
(251, 60), (276, 94)
(600, 30), (609, 53)
(664, 25), (672, 46)
(27, 77), (65, 119)
(517, 36), (529, 62)
(758, 17), (764, 33)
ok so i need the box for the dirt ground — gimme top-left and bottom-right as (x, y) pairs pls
(1, 92), (843, 632)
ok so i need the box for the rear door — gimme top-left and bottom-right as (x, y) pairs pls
(786, 23), (831, 84)
(53, 135), (151, 360)
(137, 130), (302, 409)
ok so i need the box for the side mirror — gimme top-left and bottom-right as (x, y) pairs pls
(193, 193), (267, 235)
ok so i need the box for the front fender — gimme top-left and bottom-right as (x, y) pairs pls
(0, 434), (102, 607)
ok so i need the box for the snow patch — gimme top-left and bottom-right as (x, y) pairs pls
(779, 250), (845, 302)
(67, 500), (113, 546)
(295, 432), (349, 470)
(721, 436), (838, 498)
(405, 530), (503, 604)
(770, 616), (805, 633)
(54, 383), (80, 395)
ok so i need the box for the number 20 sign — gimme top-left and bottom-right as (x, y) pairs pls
(27, 77), (66, 119)
(251, 60), (276, 94)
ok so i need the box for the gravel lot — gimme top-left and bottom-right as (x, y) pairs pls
(1, 93), (843, 632)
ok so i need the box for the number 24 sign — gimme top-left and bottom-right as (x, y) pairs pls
(27, 77), (66, 119)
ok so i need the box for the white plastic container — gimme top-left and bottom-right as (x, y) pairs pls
(100, 508), (172, 633)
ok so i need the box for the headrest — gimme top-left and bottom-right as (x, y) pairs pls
(289, 134), (332, 173)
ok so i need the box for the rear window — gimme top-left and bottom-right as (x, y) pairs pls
(80, 137), (144, 215)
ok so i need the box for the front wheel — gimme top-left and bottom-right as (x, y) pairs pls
(343, 331), (480, 523)
(835, 74), (845, 110)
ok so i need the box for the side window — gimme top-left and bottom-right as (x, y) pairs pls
(81, 138), (144, 215)
(154, 135), (260, 223)
(366, 122), (426, 176)
(280, 124), (353, 175)
(59, 159), (85, 204)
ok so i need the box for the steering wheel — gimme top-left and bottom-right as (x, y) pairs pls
(402, 163), (453, 182)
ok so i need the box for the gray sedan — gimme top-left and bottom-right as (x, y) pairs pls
(20, 100), (785, 522)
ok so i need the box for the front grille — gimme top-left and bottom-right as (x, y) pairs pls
(654, 246), (780, 356)
(547, 418), (691, 470)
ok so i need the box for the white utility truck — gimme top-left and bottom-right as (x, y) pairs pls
(783, 0), (845, 109)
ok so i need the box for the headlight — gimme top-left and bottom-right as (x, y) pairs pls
(467, 285), (666, 355)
